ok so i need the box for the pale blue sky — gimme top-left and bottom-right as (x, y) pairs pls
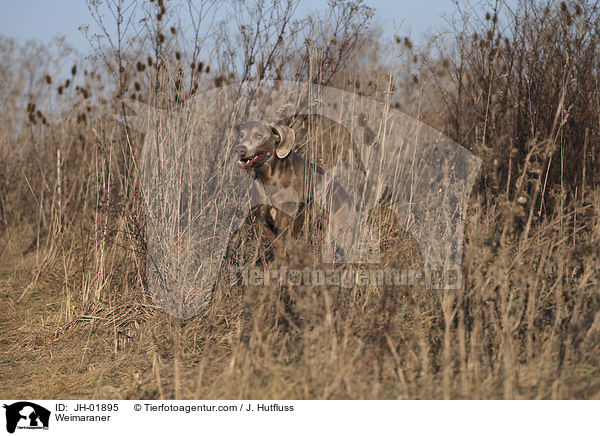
(0, 1), (472, 53)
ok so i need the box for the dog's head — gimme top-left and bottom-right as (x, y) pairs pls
(232, 121), (295, 170)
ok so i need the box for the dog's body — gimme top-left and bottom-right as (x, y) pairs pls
(218, 119), (426, 345)
(233, 120), (352, 240)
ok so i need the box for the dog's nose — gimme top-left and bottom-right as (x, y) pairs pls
(234, 145), (247, 157)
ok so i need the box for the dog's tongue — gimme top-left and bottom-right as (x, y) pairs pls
(239, 153), (264, 169)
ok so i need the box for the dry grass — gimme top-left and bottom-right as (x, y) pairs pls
(1, 0), (600, 399)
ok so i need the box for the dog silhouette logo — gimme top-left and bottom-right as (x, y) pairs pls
(120, 80), (481, 319)
(3, 402), (50, 433)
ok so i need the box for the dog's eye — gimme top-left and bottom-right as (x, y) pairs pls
(255, 134), (263, 140)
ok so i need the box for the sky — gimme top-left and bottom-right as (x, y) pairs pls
(0, 0), (468, 54)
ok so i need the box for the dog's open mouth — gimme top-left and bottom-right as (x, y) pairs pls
(239, 153), (266, 169)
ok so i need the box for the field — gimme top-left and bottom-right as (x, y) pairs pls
(1, 0), (600, 399)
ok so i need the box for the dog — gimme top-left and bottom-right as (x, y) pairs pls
(218, 120), (426, 347)
(232, 120), (353, 247)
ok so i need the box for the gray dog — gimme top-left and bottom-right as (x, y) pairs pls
(232, 120), (354, 255)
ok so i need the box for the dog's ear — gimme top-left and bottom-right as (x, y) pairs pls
(270, 124), (295, 158)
